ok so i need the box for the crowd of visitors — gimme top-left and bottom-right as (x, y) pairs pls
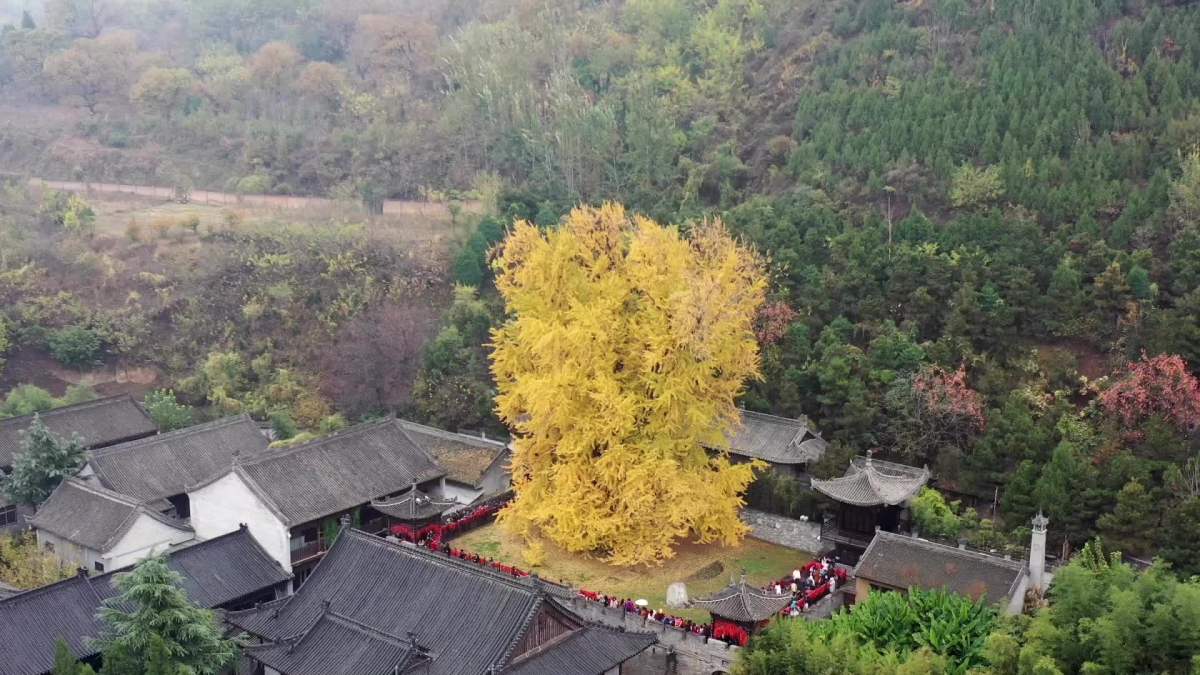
(770, 556), (848, 617)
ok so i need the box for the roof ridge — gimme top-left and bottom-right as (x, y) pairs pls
(88, 414), (253, 457)
(236, 417), (397, 465)
(0, 572), (91, 605)
(396, 419), (508, 448)
(346, 529), (557, 594)
(739, 408), (809, 426)
(59, 477), (141, 507)
(324, 611), (415, 648)
(872, 531), (1027, 570)
(0, 393), (139, 427)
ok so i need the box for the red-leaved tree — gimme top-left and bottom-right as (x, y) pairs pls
(1099, 354), (1200, 432)
(887, 365), (986, 469)
(755, 301), (797, 346)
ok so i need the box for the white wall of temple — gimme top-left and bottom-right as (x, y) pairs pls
(441, 480), (482, 504)
(190, 471), (292, 571)
(104, 515), (193, 571)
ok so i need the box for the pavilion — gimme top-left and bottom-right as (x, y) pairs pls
(689, 576), (791, 646)
(811, 456), (930, 563)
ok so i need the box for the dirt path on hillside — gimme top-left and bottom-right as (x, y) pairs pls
(29, 178), (481, 219)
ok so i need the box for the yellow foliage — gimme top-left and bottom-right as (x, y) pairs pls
(491, 203), (767, 566)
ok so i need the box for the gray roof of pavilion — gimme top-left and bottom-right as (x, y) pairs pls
(30, 478), (191, 552)
(0, 394), (157, 468)
(709, 410), (828, 465)
(854, 531), (1027, 606)
(398, 419), (508, 488)
(371, 485), (457, 522)
(88, 415), (268, 503)
(689, 579), (791, 623)
(212, 418), (447, 527)
(811, 456), (931, 506)
(0, 527), (290, 675)
(227, 529), (653, 675)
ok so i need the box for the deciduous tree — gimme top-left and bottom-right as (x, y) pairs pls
(1, 417), (85, 506)
(491, 204), (766, 565)
(0, 533), (73, 589)
(1098, 353), (1200, 433)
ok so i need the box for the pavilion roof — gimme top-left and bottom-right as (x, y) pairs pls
(690, 579), (791, 623)
(371, 485), (457, 522)
(811, 456), (930, 506)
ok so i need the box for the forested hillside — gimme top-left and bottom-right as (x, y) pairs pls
(3, 0), (1200, 571)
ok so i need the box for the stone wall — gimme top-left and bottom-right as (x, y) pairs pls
(741, 508), (828, 554)
(565, 597), (739, 674)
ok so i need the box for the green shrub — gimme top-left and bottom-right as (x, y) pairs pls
(47, 326), (101, 368)
(142, 389), (193, 432)
(269, 410), (297, 440)
(0, 384), (56, 418)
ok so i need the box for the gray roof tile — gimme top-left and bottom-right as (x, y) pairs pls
(0, 528), (290, 675)
(0, 395), (157, 468)
(398, 420), (507, 488)
(88, 415), (268, 502)
(228, 530), (652, 675)
(710, 410), (827, 465)
(245, 612), (432, 675)
(503, 625), (657, 675)
(232, 419), (446, 526)
(811, 456), (930, 506)
(30, 479), (190, 552)
(689, 579), (792, 622)
(854, 531), (1026, 606)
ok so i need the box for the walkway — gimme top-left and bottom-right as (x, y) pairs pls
(28, 178), (480, 219)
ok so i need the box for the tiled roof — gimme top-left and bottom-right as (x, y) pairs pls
(811, 456), (930, 506)
(245, 611), (433, 675)
(0, 395), (157, 468)
(228, 418), (446, 526)
(88, 415), (268, 502)
(854, 531), (1027, 606)
(399, 420), (508, 488)
(709, 410), (828, 465)
(0, 527), (290, 675)
(690, 579), (792, 622)
(371, 486), (457, 522)
(503, 625), (657, 675)
(30, 479), (190, 552)
(228, 530), (652, 675)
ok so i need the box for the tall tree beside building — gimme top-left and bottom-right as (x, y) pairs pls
(91, 556), (237, 675)
(0, 417), (85, 506)
(491, 203), (766, 566)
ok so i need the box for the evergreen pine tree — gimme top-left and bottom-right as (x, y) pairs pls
(92, 557), (237, 675)
(1097, 480), (1156, 558)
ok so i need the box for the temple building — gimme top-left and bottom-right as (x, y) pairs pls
(0, 395), (157, 536)
(30, 478), (194, 574)
(394, 419), (511, 503)
(811, 456), (930, 563)
(709, 410), (828, 477)
(227, 529), (656, 675)
(852, 514), (1053, 615)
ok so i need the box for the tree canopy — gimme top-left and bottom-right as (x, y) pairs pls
(491, 203), (766, 565)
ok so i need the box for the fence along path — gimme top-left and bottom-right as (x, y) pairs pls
(28, 178), (476, 218)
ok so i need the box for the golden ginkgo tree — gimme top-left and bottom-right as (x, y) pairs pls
(490, 203), (767, 566)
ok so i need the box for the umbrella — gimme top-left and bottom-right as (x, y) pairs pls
(635, 598), (648, 607)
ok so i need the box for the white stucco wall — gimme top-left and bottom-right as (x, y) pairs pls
(441, 481), (482, 504)
(105, 515), (194, 570)
(190, 472), (292, 571)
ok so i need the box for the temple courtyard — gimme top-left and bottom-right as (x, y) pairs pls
(452, 522), (812, 622)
